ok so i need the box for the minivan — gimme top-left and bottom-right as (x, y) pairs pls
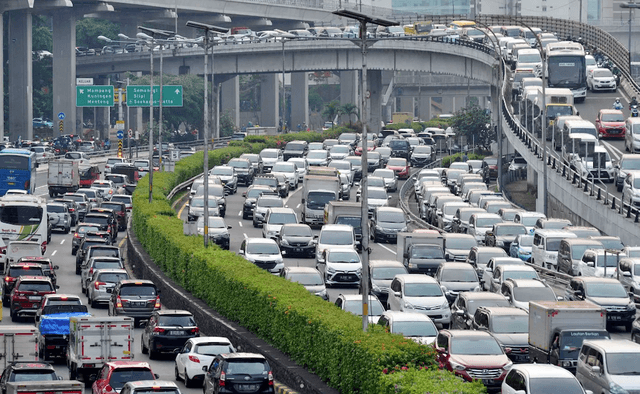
(616, 257), (640, 306)
(557, 238), (604, 276)
(387, 274), (451, 328)
(625, 117), (640, 153)
(530, 229), (576, 269)
(577, 340), (640, 394)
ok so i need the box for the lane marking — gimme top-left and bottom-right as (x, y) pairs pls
(296, 203), (301, 209)
(238, 211), (242, 216)
(177, 199), (188, 219)
(375, 242), (396, 255)
(118, 237), (127, 248)
(60, 239), (65, 245)
(243, 233), (248, 239)
(602, 141), (623, 161)
(51, 250), (57, 256)
(238, 221), (243, 227)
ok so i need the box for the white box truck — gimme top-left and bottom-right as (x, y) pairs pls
(396, 231), (445, 276)
(301, 175), (340, 226)
(6, 381), (83, 394)
(66, 316), (134, 384)
(528, 300), (609, 373)
(48, 160), (80, 197)
(0, 326), (39, 368)
(324, 201), (362, 246)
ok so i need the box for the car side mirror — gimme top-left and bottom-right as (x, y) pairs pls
(55, 285), (60, 289)
(107, 288), (113, 293)
(238, 250), (245, 255)
(227, 225), (232, 229)
(623, 271), (632, 277)
(556, 296), (564, 301)
(586, 261), (595, 268)
(202, 366), (208, 372)
(53, 265), (59, 270)
(154, 374), (159, 379)
(185, 204), (189, 208)
(393, 291), (401, 297)
(591, 365), (601, 374)
(455, 309), (465, 316)
(242, 192), (247, 197)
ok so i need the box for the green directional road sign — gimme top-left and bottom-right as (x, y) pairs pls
(126, 85), (183, 107)
(76, 85), (114, 107)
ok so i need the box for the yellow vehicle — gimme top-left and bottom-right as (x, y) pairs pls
(448, 20), (476, 30)
(404, 21), (433, 36)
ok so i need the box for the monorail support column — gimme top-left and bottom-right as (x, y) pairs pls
(290, 72), (309, 131)
(340, 70), (357, 124)
(418, 96), (431, 122)
(52, 10), (77, 137)
(221, 76), (240, 128)
(8, 10), (33, 141)
(260, 74), (278, 128)
(369, 70), (383, 133)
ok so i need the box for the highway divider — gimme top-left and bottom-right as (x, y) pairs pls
(131, 128), (485, 394)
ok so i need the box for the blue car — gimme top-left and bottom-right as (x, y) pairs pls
(509, 234), (533, 262)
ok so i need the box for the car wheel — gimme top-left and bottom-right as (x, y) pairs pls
(618, 184), (623, 192)
(242, 212), (248, 220)
(141, 335), (148, 354)
(627, 322), (633, 332)
(72, 247), (77, 256)
(10, 308), (17, 322)
(175, 365), (182, 381)
(90, 298), (97, 308)
(185, 373), (194, 388)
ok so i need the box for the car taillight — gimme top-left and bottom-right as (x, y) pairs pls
(89, 268), (94, 275)
(153, 327), (165, 333)
(69, 208), (75, 212)
(105, 385), (113, 392)
(74, 233), (81, 238)
(95, 281), (105, 289)
(4, 276), (11, 282)
(190, 327), (199, 334)
(188, 355), (200, 363)
(219, 371), (225, 387)
(154, 297), (161, 309)
(116, 296), (122, 308)
(268, 371), (274, 385)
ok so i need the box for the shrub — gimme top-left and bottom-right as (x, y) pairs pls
(442, 152), (485, 168)
(132, 132), (484, 394)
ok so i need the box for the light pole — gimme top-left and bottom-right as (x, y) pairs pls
(333, 9), (397, 332)
(274, 30), (296, 134)
(187, 21), (229, 247)
(621, 1), (640, 65)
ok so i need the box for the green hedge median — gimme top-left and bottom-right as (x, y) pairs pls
(132, 131), (485, 394)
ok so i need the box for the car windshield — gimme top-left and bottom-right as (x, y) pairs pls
(378, 211), (405, 223)
(9, 267), (42, 277)
(307, 151), (328, 159)
(247, 189), (270, 199)
(119, 285), (156, 296)
(368, 188), (388, 199)
(191, 198), (218, 208)
(98, 272), (129, 283)
(387, 158), (407, 166)
(267, 213), (296, 225)
(286, 143), (305, 151)
(343, 299), (385, 315)
(606, 353), (640, 375)
(307, 192), (337, 210)
(369, 178), (385, 187)
(519, 53), (541, 63)
(513, 287), (557, 303)
(225, 360), (268, 375)
(158, 315), (195, 326)
(446, 238), (477, 249)
(247, 242), (280, 254)
(413, 146), (431, 154)
(391, 320), (439, 337)
(13, 371), (57, 382)
(319, 230), (353, 245)
(289, 273), (323, 286)
(90, 249), (119, 258)
(476, 218), (502, 227)
(372, 267), (406, 280)
(93, 261), (123, 270)
(331, 145), (349, 153)
(594, 254), (620, 267)
(496, 225), (527, 236)
(17, 282), (53, 292)
(77, 190), (97, 198)
(328, 250), (360, 263)
(257, 198), (283, 208)
(229, 160), (249, 169)
(47, 205), (65, 213)
(411, 245), (444, 259)
(518, 236), (534, 247)
(282, 226), (312, 237)
(195, 343), (234, 356)
(601, 113), (625, 122)
(593, 69), (612, 78)
(585, 282), (628, 298)
(621, 158), (640, 170)
(404, 283), (442, 297)
(272, 162), (295, 172)
(211, 167), (233, 176)
(503, 269), (537, 281)
(527, 378), (584, 394)
(491, 314), (529, 333)
(101, 204), (123, 212)
(261, 150), (279, 158)
(571, 244), (604, 259)
(111, 196), (131, 204)
(109, 369), (155, 390)
(450, 337), (503, 355)
(440, 268), (477, 282)
(597, 239), (624, 250)
(466, 298), (510, 315)
(373, 169), (394, 179)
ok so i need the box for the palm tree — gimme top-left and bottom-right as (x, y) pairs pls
(339, 103), (359, 126)
(322, 100), (341, 126)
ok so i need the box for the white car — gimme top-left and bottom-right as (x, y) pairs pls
(271, 161), (298, 188)
(386, 274), (451, 328)
(91, 180), (116, 200)
(315, 224), (356, 263)
(64, 151), (91, 165)
(133, 159), (150, 176)
(365, 187), (390, 214)
(30, 146), (54, 162)
(587, 67), (616, 91)
(622, 170), (640, 208)
(104, 157), (127, 174)
(287, 157), (308, 183)
(174, 337), (235, 387)
(47, 202), (72, 233)
(261, 207), (297, 240)
(329, 145), (351, 161)
(377, 311), (438, 345)
(502, 364), (589, 394)
(239, 237), (284, 274)
(317, 248), (362, 287)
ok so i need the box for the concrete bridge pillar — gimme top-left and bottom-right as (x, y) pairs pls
(0, 14), (4, 142)
(221, 76), (240, 128)
(369, 70), (383, 133)
(418, 96), (431, 121)
(340, 71), (357, 123)
(52, 10), (77, 137)
(8, 10), (33, 141)
(398, 97), (414, 116)
(260, 74), (278, 128)
(290, 72), (309, 130)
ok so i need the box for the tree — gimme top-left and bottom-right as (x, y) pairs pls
(339, 103), (359, 126)
(322, 100), (340, 125)
(451, 100), (495, 151)
(76, 18), (120, 50)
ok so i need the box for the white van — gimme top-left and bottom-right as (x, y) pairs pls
(531, 229), (577, 269)
(5, 241), (43, 269)
(625, 117), (640, 153)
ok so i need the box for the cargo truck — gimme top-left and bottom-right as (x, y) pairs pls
(37, 305), (90, 361)
(66, 316), (134, 385)
(301, 174), (340, 226)
(528, 300), (610, 373)
(48, 160), (79, 197)
(0, 327), (38, 368)
(6, 381), (83, 394)
(324, 201), (362, 247)
(396, 231), (445, 276)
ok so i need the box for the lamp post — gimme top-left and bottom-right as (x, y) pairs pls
(621, 1), (640, 65)
(274, 30), (296, 134)
(332, 9), (397, 332)
(187, 21), (229, 247)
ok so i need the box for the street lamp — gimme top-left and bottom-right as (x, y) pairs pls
(273, 30), (296, 134)
(186, 20), (229, 247)
(332, 9), (397, 332)
(621, 1), (640, 65)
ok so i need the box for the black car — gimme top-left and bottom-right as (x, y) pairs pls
(203, 353), (274, 394)
(388, 139), (411, 159)
(75, 237), (111, 274)
(227, 158), (255, 186)
(0, 362), (60, 394)
(109, 279), (161, 327)
(481, 157), (499, 182)
(282, 140), (308, 161)
(252, 175), (281, 195)
(141, 310), (199, 359)
(84, 213), (117, 241)
(242, 186), (277, 220)
(276, 223), (316, 258)
(89, 208), (119, 239)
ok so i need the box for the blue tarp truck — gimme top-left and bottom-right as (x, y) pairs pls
(36, 305), (90, 361)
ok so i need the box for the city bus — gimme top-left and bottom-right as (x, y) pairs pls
(0, 194), (48, 254)
(0, 148), (37, 196)
(545, 41), (587, 102)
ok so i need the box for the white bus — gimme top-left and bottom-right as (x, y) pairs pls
(544, 41), (587, 102)
(0, 195), (48, 255)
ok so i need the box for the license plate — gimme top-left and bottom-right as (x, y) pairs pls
(7, 182), (14, 186)
(295, 248), (302, 252)
(238, 384), (258, 391)
(28, 296), (41, 301)
(482, 379), (494, 385)
(168, 330), (185, 335)
(608, 315), (622, 321)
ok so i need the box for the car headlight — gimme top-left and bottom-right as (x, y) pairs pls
(280, 239), (289, 246)
(327, 267), (336, 274)
(317, 289), (327, 298)
(356, 267), (362, 275)
(628, 302), (636, 310)
(375, 225), (384, 232)
(449, 360), (466, 371)
(495, 240), (504, 246)
(403, 301), (414, 309)
(408, 262), (416, 269)
(371, 283), (381, 292)
(610, 382), (630, 394)
(503, 362), (513, 371)
(441, 301), (449, 309)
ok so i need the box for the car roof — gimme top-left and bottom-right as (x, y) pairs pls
(575, 277), (623, 284)
(155, 309), (193, 316)
(445, 329), (494, 339)
(124, 381), (178, 389)
(188, 336), (232, 345)
(584, 339), (640, 353)
(511, 363), (577, 378)
(119, 279), (155, 286)
(477, 306), (528, 316)
(219, 352), (267, 360)
(505, 278), (546, 288)
(393, 274), (438, 284)
(461, 291), (508, 301)
(370, 260), (405, 268)
(105, 361), (152, 369)
(284, 266), (319, 274)
(440, 262), (475, 271)
(246, 237), (278, 245)
(380, 310), (432, 322)
(9, 362), (55, 370)
(266, 207), (295, 214)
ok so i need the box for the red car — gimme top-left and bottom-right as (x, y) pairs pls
(92, 361), (158, 394)
(10, 275), (57, 322)
(596, 109), (625, 139)
(434, 330), (512, 391)
(355, 141), (376, 156)
(386, 157), (410, 179)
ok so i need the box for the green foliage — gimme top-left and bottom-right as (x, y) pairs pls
(442, 153), (485, 168)
(220, 111), (236, 136)
(32, 16), (52, 52)
(385, 122), (424, 133)
(380, 368), (487, 394)
(322, 100), (341, 123)
(76, 18), (120, 50)
(132, 131), (484, 394)
(451, 103), (494, 151)
(422, 119), (454, 128)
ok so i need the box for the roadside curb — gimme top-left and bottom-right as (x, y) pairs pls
(275, 382), (299, 394)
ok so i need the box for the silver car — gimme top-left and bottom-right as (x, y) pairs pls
(91, 180), (116, 201)
(47, 203), (72, 233)
(372, 168), (398, 192)
(81, 257), (124, 294)
(87, 268), (129, 308)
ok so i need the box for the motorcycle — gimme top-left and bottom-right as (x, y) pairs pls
(631, 104), (639, 118)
